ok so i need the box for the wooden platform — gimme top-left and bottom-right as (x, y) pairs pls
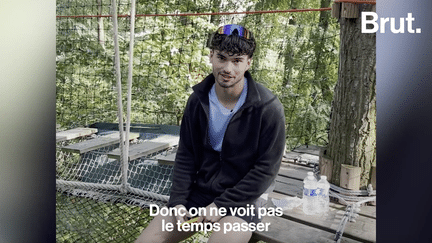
(264, 191), (376, 243)
(60, 132), (140, 154)
(56, 127), (98, 142)
(250, 144), (376, 243)
(107, 141), (170, 161)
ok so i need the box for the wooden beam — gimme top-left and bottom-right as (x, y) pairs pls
(319, 148), (333, 180)
(148, 134), (179, 147)
(56, 127), (98, 142)
(331, 3), (341, 18)
(60, 132), (139, 154)
(341, 3), (359, 18)
(340, 164), (362, 190)
(108, 141), (169, 161)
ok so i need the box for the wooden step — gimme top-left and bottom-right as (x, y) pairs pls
(56, 127), (98, 142)
(107, 141), (169, 161)
(60, 132), (139, 154)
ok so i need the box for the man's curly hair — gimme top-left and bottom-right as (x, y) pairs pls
(209, 27), (256, 58)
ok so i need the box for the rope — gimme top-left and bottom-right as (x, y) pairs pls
(123, 0), (136, 193)
(330, 183), (376, 197)
(334, 196), (376, 243)
(56, 180), (170, 202)
(314, 165), (376, 198)
(57, 179), (122, 191)
(56, 8), (332, 19)
(111, 0), (127, 193)
(127, 186), (170, 202)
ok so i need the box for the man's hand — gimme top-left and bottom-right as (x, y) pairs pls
(197, 202), (222, 223)
(174, 204), (191, 224)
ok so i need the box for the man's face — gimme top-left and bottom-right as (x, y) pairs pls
(209, 50), (252, 89)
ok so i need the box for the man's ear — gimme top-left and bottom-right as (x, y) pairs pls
(245, 57), (252, 71)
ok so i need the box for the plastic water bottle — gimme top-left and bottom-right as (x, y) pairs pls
(317, 175), (330, 214)
(303, 172), (318, 215)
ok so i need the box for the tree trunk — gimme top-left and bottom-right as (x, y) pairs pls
(327, 4), (376, 189)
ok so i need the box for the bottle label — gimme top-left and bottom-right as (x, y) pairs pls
(316, 188), (329, 197)
(316, 188), (328, 197)
(303, 188), (317, 196)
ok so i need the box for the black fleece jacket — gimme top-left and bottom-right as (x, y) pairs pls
(167, 71), (286, 210)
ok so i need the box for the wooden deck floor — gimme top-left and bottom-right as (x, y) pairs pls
(252, 146), (376, 243)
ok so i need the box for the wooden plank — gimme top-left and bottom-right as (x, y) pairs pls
(250, 215), (362, 243)
(292, 145), (323, 156)
(61, 132), (139, 154)
(102, 131), (140, 140)
(331, 3), (341, 18)
(274, 175), (304, 198)
(319, 156), (333, 180)
(296, 153), (319, 165)
(341, 2), (359, 18)
(149, 134), (179, 147)
(283, 151), (303, 161)
(155, 152), (176, 166)
(107, 141), (169, 161)
(56, 127), (98, 141)
(278, 163), (311, 181)
(56, 136), (68, 142)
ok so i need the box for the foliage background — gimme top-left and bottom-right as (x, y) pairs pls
(56, 0), (339, 150)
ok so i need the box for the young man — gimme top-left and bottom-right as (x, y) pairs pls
(136, 24), (285, 243)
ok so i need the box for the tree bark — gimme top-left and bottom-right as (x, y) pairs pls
(327, 4), (376, 189)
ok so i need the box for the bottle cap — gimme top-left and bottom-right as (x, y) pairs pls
(321, 176), (327, 180)
(307, 172), (314, 176)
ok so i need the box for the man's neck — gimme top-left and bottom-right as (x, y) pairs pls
(215, 77), (245, 110)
